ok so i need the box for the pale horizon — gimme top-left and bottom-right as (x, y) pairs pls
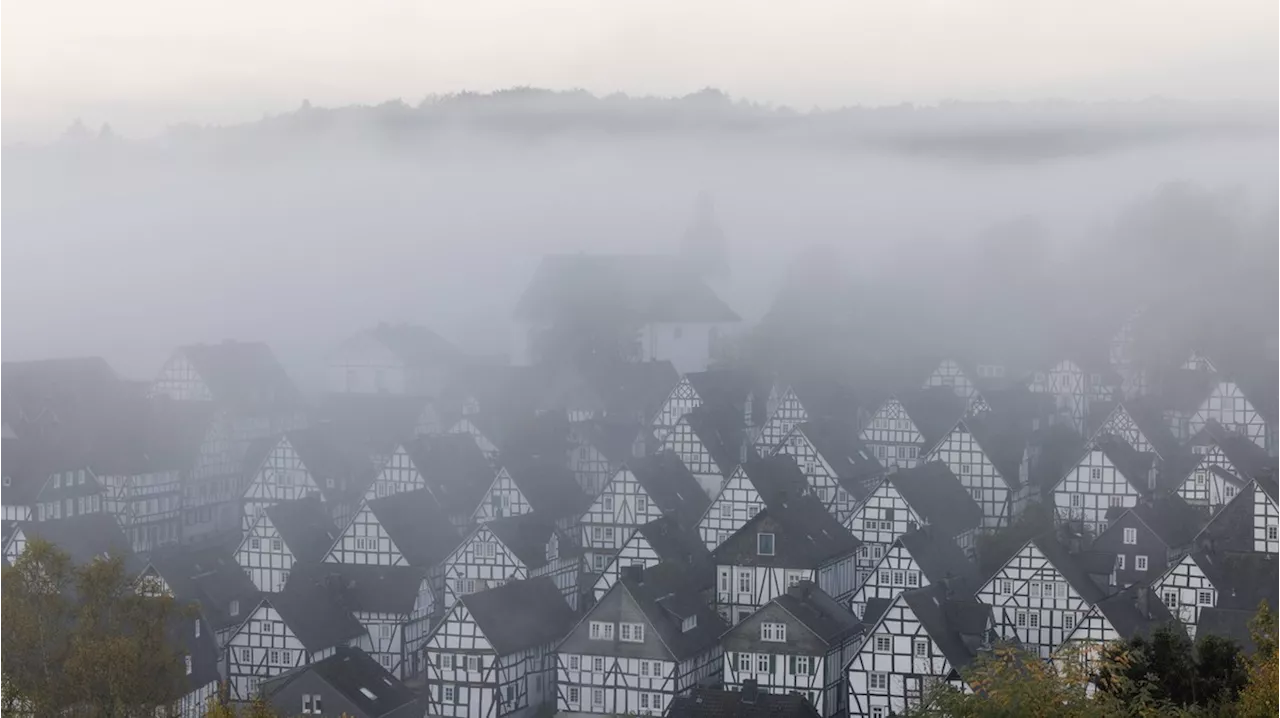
(4, 0), (1277, 141)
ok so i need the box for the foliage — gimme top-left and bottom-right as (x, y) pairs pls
(1095, 624), (1247, 710)
(1236, 601), (1278, 718)
(2, 538), (194, 718)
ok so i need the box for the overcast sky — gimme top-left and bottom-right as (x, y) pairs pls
(3, 0), (1277, 139)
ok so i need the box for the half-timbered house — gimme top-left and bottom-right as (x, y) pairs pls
(663, 404), (747, 500)
(1189, 381), (1269, 449)
(224, 586), (366, 701)
(975, 535), (1118, 659)
(1053, 586), (1181, 673)
(844, 462), (983, 584)
(287, 562), (433, 678)
(848, 528), (981, 621)
(324, 488), (462, 569)
(713, 493), (860, 625)
(241, 425), (375, 535)
(668, 685), (821, 718)
(1150, 548), (1278, 639)
(858, 388), (966, 472)
(569, 420), (647, 498)
(1085, 398), (1181, 464)
(721, 581), (861, 717)
(753, 380), (861, 455)
(260, 646), (423, 718)
(1028, 359), (1113, 433)
(3, 511), (138, 570)
(557, 562), (726, 717)
(472, 456), (591, 532)
(1180, 421), (1277, 511)
(592, 516), (715, 603)
(1049, 436), (1158, 537)
(776, 420), (883, 523)
(920, 359), (978, 400)
(138, 541), (262, 647)
(1094, 494), (1207, 587)
(697, 455), (810, 552)
(236, 496), (339, 593)
(847, 583), (995, 718)
(2, 443), (106, 528)
(360, 433), (495, 528)
(925, 416), (1025, 530)
(167, 598), (222, 717)
(579, 451), (709, 572)
(443, 512), (584, 611)
(1255, 476), (1279, 554)
(651, 369), (753, 444)
(425, 576), (578, 718)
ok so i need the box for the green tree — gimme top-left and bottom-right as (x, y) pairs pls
(1237, 601), (1278, 718)
(2, 538), (191, 717)
(1096, 624), (1246, 710)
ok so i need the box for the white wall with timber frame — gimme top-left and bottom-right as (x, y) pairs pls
(927, 424), (1011, 530)
(150, 353), (214, 401)
(424, 603), (556, 718)
(1255, 483), (1278, 554)
(651, 377), (703, 444)
(1050, 448), (1141, 536)
(753, 388), (808, 454)
(235, 512), (300, 593)
(568, 435), (618, 499)
(1190, 382), (1268, 449)
(858, 398), (924, 470)
(350, 580), (433, 679)
(1175, 455), (1245, 512)
(1029, 360), (1092, 433)
(975, 542), (1097, 659)
(660, 414), (726, 500)
(921, 359), (976, 400)
(847, 593), (968, 718)
(364, 444), (426, 502)
(1151, 554), (1217, 639)
(848, 542), (929, 620)
(242, 435), (333, 534)
(323, 500), (409, 566)
(472, 469), (533, 524)
(695, 466), (763, 552)
(590, 529), (663, 602)
(441, 525), (529, 612)
(579, 468), (663, 573)
(225, 603), (339, 702)
(449, 418), (502, 462)
(773, 428), (860, 522)
(844, 481), (922, 587)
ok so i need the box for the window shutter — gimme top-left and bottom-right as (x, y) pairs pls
(810, 658), (818, 675)
(788, 656), (796, 674)
(769, 654), (776, 672)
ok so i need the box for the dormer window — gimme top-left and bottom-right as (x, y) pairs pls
(230, 600), (240, 617)
(681, 615), (697, 633)
(757, 533), (775, 556)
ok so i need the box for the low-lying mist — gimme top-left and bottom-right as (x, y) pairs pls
(3, 92), (1276, 386)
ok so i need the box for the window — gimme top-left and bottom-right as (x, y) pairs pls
(907, 571), (920, 587)
(270, 650), (281, 665)
(1196, 472), (1207, 486)
(592, 527), (603, 541)
(761, 622), (787, 642)
(1224, 484), (1237, 498)
(1123, 528), (1137, 545)
(568, 655), (580, 671)
(441, 654), (455, 670)
(874, 636), (891, 653)
(1070, 494), (1082, 508)
(1090, 468), (1102, 481)
(589, 621), (614, 640)
(719, 503), (733, 519)
(737, 652), (751, 672)
(1000, 580), (1013, 595)
(1016, 612), (1028, 628)
(592, 688), (605, 708)
(636, 495), (648, 513)
(960, 464), (972, 475)
(870, 672), (889, 691)
(467, 655), (480, 671)
(755, 653), (771, 673)
(593, 657), (605, 672)
(878, 570), (890, 584)
(871, 708), (888, 718)
(1197, 590), (1214, 606)
(719, 568), (730, 592)
(443, 685), (456, 703)
(1163, 590), (1178, 610)
(1116, 555), (1125, 570)
(892, 571), (905, 586)
(971, 488), (982, 501)
(603, 496), (614, 512)
(250, 538), (261, 550)
(1064, 614), (1075, 631)
(620, 622), (645, 642)
(380, 654), (392, 668)
(640, 694), (650, 710)
(681, 615), (698, 633)
(185, 655), (192, 675)
(1109, 495), (1124, 508)
(914, 639), (928, 658)
(1268, 525), (1278, 541)
(737, 570), (754, 594)
(303, 694), (316, 714)
(568, 687), (580, 705)
(1028, 613), (1040, 628)
(1135, 555), (1149, 571)
(593, 554), (608, 571)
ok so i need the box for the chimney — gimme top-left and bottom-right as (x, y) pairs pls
(623, 564), (645, 585)
(1134, 584), (1152, 619)
(741, 680), (759, 705)
(1147, 463), (1159, 493)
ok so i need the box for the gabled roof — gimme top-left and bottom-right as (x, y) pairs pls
(1105, 494), (1207, 552)
(771, 581), (862, 645)
(741, 454), (813, 506)
(312, 394), (429, 457)
(1085, 398), (1180, 461)
(1026, 423), (1087, 492)
(685, 369), (755, 414)
(1187, 550), (1278, 612)
(261, 647), (421, 718)
(668, 687), (821, 718)
(1200, 420), (1277, 480)
(1197, 607), (1261, 654)
(513, 254), (740, 324)
(900, 584), (994, 672)
(163, 598), (221, 694)
(177, 340), (301, 410)
(900, 386), (970, 452)
(1091, 589), (1182, 642)
(797, 419), (883, 493)
(578, 359), (681, 422)
(263, 496), (340, 564)
(577, 419), (644, 467)
(634, 517), (715, 587)
(501, 455), (590, 520)
(895, 528), (981, 593)
(483, 512), (559, 569)
(460, 576), (577, 655)
(405, 433), (494, 518)
(262, 586), (367, 653)
(617, 561), (728, 660)
(962, 414), (1027, 489)
(1159, 368), (1217, 414)
(364, 489), (463, 567)
(1, 356), (122, 433)
(1024, 535), (1115, 605)
(887, 462), (982, 540)
(145, 541), (261, 633)
(1092, 434), (1158, 495)
(361, 323), (464, 368)
(1194, 481), (1263, 552)
(714, 493), (859, 568)
(287, 562), (428, 615)
(16, 513), (138, 571)
(286, 424), (379, 503)
(684, 404), (746, 477)
(628, 451), (711, 529)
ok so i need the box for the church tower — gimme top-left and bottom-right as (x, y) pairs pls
(679, 190), (730, 283)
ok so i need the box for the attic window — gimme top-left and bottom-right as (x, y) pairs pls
(358, 687), (377, 700)
(681, 615), (697, 633)
(757, 533), (775, 556)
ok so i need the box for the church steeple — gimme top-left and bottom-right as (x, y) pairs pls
(680, 190), (730, 281)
